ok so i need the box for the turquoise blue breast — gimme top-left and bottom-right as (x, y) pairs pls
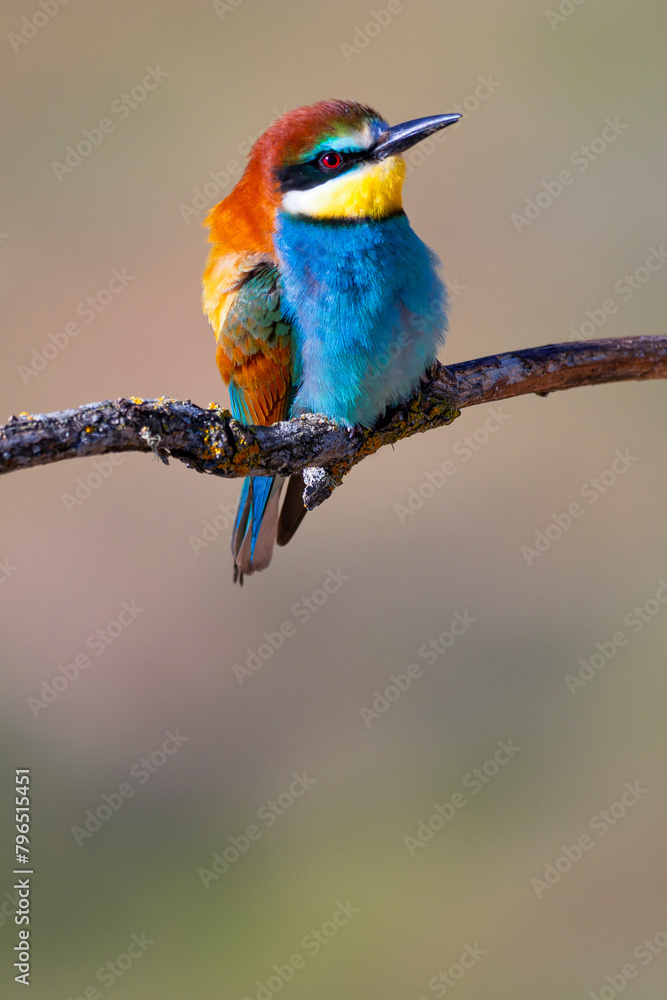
(274, 212), (447, 426)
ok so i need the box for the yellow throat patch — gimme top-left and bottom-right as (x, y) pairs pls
(281, 155), (406, 220)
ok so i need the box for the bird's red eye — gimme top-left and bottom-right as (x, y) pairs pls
(319, 151), (343, 171)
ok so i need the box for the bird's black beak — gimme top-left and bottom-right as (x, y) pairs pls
(372, 113), (461, 159)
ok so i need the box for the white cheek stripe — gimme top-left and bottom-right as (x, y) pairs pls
(282, 159), (398, 216)
(281, 170), (358, 216)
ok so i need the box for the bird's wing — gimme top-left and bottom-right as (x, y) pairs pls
(205, 254), (293, 426)
(203, 252), (307, 568)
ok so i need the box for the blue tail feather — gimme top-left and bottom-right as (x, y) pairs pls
(249, 476), (275, 559)
(232, 477), (251, 540)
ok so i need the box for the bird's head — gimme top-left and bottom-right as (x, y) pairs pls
(206, 101), (460, 252)
(264, 99), (460, 221)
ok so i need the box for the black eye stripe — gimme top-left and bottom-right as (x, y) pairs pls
(277, 148), (366, 193)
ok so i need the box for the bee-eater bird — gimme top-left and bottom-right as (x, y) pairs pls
(203, 99), (460, 583)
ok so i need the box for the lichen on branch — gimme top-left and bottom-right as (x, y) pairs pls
(1, 336), (665, 510)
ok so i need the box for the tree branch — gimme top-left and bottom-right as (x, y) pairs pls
(2, 336), (665, 509)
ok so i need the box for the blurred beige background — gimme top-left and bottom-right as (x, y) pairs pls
(1, 1), (666, 997)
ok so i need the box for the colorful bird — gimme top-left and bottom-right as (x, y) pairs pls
(203, 99), (460, 583)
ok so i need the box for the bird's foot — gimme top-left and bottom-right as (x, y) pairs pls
(346, 422), (365, 443)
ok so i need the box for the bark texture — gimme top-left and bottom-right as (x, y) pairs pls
(1, 336), (665, 509)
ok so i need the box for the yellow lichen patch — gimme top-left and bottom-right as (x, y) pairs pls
(200, 425), (231, 465)
(208, 402), (232, 418)
(130, 397), (144, 404)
